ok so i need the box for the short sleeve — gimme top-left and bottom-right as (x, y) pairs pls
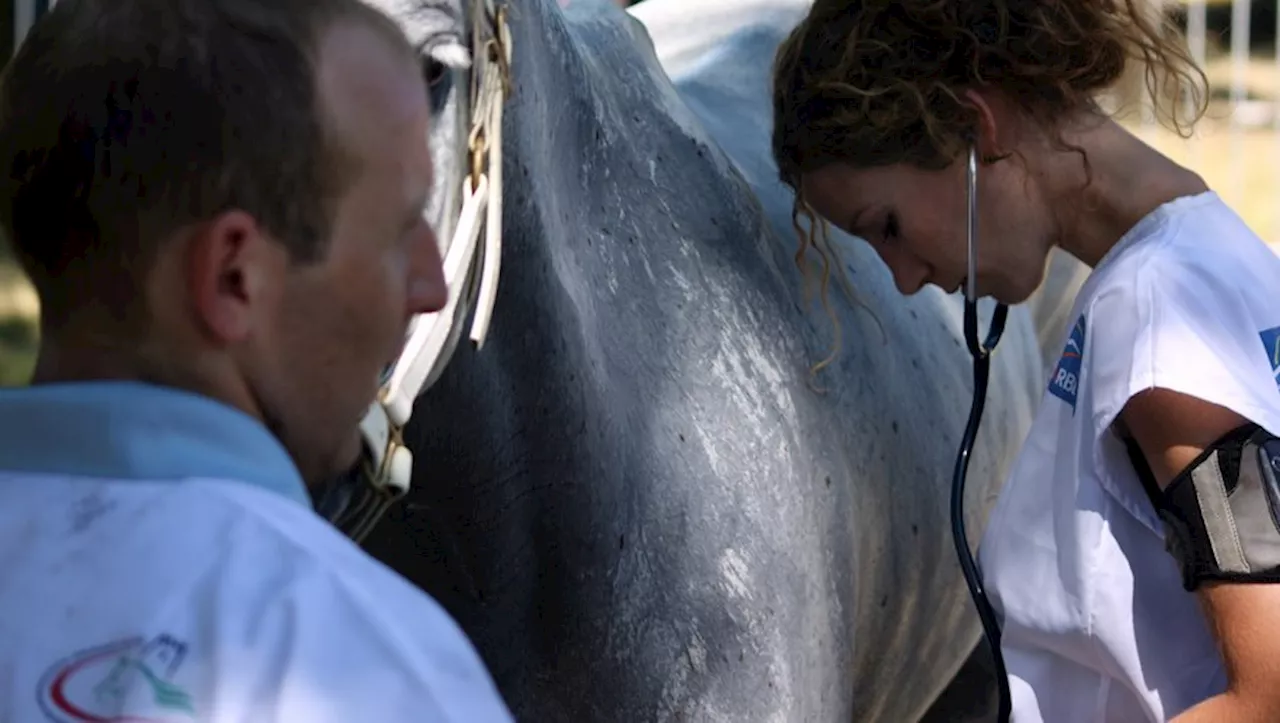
(1087, 251), (1280, 441)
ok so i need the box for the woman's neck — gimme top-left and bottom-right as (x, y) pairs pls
(1042, 117), (1208, 268)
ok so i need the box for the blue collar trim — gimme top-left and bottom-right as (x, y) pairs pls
(0, 381), (311, 508)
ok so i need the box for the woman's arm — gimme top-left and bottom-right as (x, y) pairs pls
(1122, 387), (1280, 722)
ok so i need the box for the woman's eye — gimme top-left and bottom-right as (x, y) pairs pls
(882, 213), (899, 241)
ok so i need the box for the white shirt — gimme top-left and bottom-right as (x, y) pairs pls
(978, 191), (1280, 722)
(0, 382), (514, 722)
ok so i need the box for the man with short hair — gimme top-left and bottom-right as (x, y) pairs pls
(0, 0), (513, 719)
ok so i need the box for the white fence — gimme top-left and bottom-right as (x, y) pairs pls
(1149, 0), (1280, 243)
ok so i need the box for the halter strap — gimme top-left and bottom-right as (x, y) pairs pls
(331, 1), (513, 543)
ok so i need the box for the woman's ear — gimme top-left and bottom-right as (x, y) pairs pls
(962, 87), (1010, 165)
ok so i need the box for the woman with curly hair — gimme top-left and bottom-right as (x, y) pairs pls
(772, 1), (1280, 721)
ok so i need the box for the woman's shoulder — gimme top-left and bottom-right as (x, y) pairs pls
(1089, 191), (1276, 302)
(1073, 190), (1280, 440)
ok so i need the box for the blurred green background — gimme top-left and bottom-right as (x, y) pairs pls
(1, 0), (36, 387)
(0, 236), (37, 387)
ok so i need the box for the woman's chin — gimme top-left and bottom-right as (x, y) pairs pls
(985, 273), (1040, 306)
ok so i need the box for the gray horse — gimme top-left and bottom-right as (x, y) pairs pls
(360, 0), (1087, 720)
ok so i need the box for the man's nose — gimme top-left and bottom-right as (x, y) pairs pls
(408, 223), (449, 315)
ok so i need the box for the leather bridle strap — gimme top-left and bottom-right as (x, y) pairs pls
(332, 0), (512, 543)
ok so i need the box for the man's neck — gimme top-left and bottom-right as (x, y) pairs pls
(0, 376), (314, 509)
(31, 334), (264, 427)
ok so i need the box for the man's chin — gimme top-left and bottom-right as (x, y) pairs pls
(307, 431), (364, 486)
(336, 430), (365, 475)
(305, 431), (367, 515)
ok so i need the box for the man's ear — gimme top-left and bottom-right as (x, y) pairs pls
(962, 87), (1008, 164)
(184, 210), (285, 345)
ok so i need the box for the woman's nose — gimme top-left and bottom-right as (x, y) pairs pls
(877, 246), (929, 296)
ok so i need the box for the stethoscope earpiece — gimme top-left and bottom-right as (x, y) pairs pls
(964, 146), (1009, 357)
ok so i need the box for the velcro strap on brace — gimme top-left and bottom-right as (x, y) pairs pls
(1136, 423), (1280, 591)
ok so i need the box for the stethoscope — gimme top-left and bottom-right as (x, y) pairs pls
(951, 144), (1012, 723)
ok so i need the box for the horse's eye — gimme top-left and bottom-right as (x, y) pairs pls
(422, 56), (447, 87)
(422, 55), (454, 115)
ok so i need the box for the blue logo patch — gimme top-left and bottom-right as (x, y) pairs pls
(1048, 314), (1086, 413)
(1260, 326), (1280, 391)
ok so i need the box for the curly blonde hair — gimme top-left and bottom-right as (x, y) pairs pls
(770, 0), (1208, 380)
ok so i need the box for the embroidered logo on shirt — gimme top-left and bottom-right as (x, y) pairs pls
(1260, 326), (1280, 391)
(1048, 314), (1086, 413)
(36, 634), (195, 722)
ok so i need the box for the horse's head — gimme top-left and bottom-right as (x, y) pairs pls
(388, 0), (473, 258)
(357, 0), (475, 264)
(316, 0), (513, 540)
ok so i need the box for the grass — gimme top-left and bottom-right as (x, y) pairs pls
(1, 53), (1279, 388)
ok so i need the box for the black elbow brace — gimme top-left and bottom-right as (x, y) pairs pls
(1131, 424), (1280, 592)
